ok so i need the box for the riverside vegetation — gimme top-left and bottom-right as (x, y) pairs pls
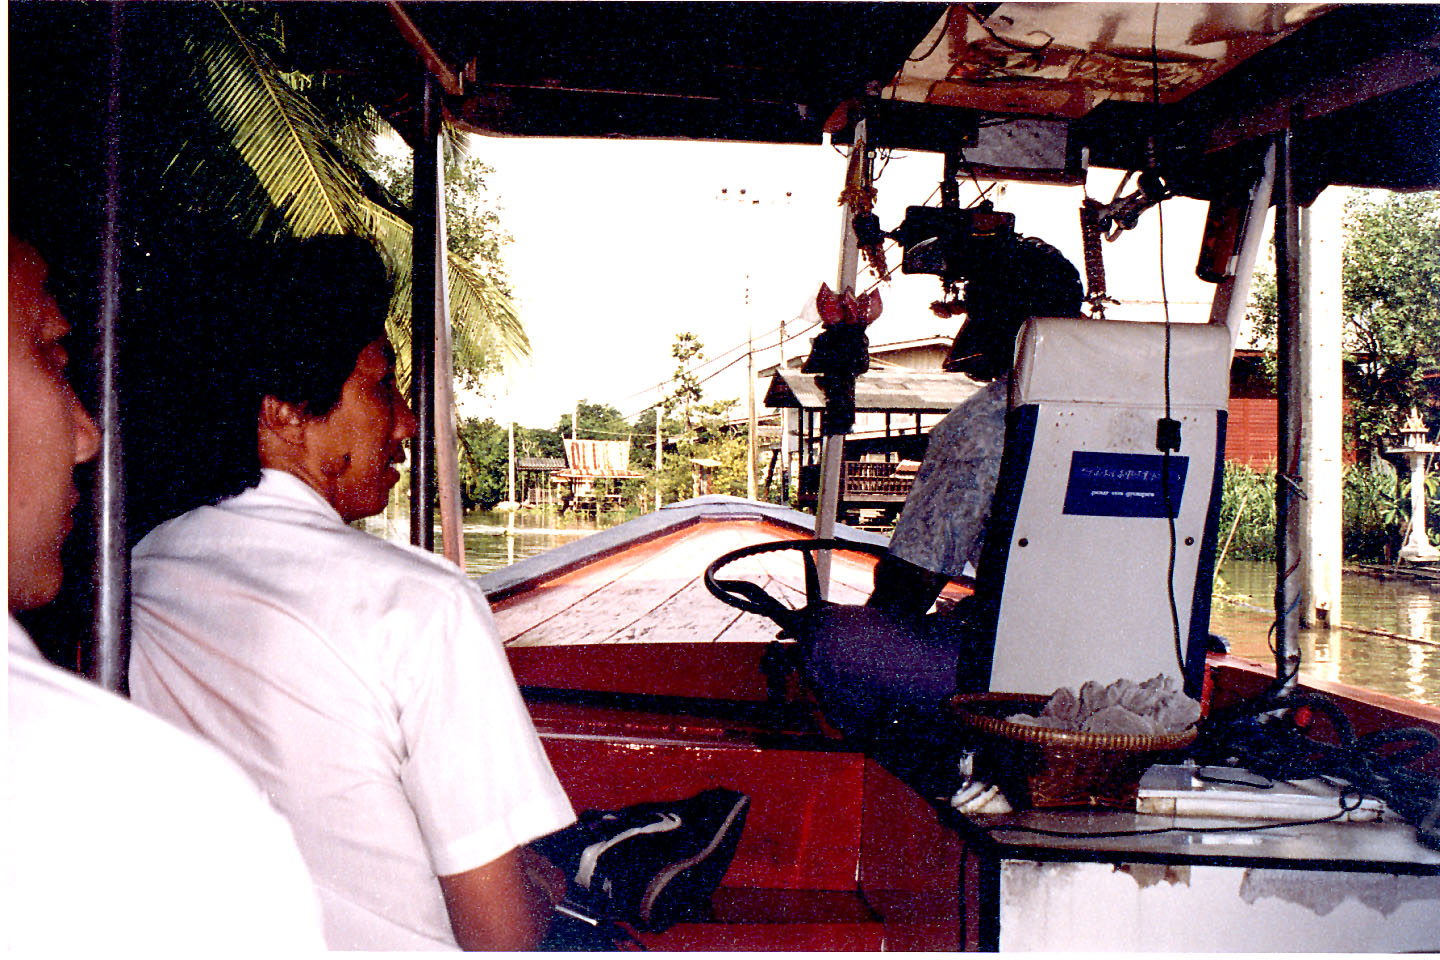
(1217, 461), (1437, 564)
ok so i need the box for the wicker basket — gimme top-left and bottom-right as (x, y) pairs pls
(951, 692), (1198, 809)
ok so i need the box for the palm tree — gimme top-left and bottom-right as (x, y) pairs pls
(168, 1), (527, 386)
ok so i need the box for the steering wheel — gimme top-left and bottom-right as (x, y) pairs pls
(702, 538), (891, 633)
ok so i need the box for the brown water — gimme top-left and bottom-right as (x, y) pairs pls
(461, 508), (611, 578)
(1210, 560), (1440, 707)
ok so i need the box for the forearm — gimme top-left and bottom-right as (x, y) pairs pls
(439, 847), (559, 950)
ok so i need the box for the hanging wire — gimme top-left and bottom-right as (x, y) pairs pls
(1150, 3), (1185, 677)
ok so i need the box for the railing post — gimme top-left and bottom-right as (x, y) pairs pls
(87, 1), (129, 695)
(409, 74), (439, 552)
(1273, 125), (1303, 695)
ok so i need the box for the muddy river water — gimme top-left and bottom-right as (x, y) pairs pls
(1211, 560), (1440, 707)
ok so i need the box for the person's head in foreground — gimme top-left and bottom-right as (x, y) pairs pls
(9, 233), (101, 612)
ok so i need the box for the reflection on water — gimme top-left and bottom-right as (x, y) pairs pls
(462, 508), (609, 578)
(1211, 560), (1440, 707)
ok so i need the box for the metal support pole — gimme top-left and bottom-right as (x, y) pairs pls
(409, 76), (439, 552)
(814, 120), (865, 597)
(1273, 127), (1303, 694)
(507, 420), (516, 505)
(88, 1), (129, 694)
(1299, 188), (1344, 628)
(778, 319), (791, 502)
(747, 321), (758, 501)
(433, 135), (465, 569)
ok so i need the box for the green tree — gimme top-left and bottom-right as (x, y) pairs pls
(641, 334), (747, 503)
(667, 332), (705, 438)
(632, 406), (687, 474)
(1340, 192), (1440, 454)
(556, 401), (634, 444)
(456, 418), (509, 511)
(153, 2), (526, 386)
(1246, 191), (1440, 458)
(367, 149), (525, 390)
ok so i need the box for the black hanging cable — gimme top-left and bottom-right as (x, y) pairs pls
(1149, 5), (1185, 676)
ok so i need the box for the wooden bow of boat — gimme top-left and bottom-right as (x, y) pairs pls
(485, 498), (1440, 950)
(485, 498), (977, 949)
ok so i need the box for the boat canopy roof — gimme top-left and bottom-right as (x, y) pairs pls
(765, 369), (983, 414)
(277, 3), (1440, 198)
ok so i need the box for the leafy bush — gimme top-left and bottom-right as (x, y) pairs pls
(1216, 462), (1277, 562)
(1217, 461), (1435, 563)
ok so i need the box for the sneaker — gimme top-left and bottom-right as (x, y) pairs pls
(535, 788), (751, 932)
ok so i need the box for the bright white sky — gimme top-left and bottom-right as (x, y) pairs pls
(461, 134), (1221, 429)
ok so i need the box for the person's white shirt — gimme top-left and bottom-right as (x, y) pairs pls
(130, 469), (575, 950)
(7, 617), (326, 955)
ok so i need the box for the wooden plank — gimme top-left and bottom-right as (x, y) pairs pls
(744, 542), (875, 605)
(508, 524), (760, 646)
(603, 577), (770, 644)
(492, 525), (694, 639)
(497, 517), (889, 648)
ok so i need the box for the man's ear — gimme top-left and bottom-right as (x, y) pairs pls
(258, 395), (309, 445)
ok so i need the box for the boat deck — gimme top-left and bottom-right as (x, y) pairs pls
(479, 499), (1440, 950)
(486, 497), (896, 649)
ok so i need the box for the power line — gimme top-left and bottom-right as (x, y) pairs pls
(617, 317), (821, 422)
(610, 313), (821, 411)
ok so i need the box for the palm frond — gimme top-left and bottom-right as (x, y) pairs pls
(180, 2), (528, 389)
(188, 3), (363, 237)
(382, 255), (529, 390)
(448, 257), (530, 368)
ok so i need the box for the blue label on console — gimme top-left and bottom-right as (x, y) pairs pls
(1062, 451), (1187, 518)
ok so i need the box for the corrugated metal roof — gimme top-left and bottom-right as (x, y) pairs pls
(556, 439), (644, 479)
(517, 457), (567, 471)
(763, 369), (982, 413)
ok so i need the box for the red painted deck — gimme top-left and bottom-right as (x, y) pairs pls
(493, 509), (971, 949)
(492, 508), (1440, 950)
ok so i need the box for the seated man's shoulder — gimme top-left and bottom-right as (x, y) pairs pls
(8, 626), (325, 950)
(13, 624), (285, 798)
(139, 477), (471, 589)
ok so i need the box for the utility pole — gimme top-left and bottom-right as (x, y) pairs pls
(778, 313), (791, 503)
(507, 419), (516, 505)
(746, 303), (758, 501)
(718, 185), (792, 506)
(654, 403), (663, 511)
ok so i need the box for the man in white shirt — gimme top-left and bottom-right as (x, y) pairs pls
(7, 233), (327, 953)
(129, 236), (747, 950)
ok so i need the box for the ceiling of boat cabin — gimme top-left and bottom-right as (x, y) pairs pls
(283, 3), (1440, 199)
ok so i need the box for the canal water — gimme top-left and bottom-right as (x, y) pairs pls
(1211, 560), (1440, 707)
(460, 508), (606, 576)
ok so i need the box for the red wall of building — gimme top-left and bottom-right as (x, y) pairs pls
(1225, 397), (1280, 468)
(1224, 396), (1358, 468)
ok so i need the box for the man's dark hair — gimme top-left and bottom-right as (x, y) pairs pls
(943, 235), (1084, 381)
(128, 234), (395, 537)
(246, 234), (394, 417)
